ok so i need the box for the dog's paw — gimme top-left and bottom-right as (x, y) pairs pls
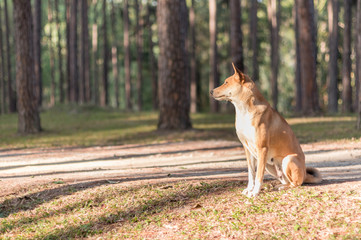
(247, 190), (259, 198)
(242, 187), (256, 197)
(242, 189), (249, 196)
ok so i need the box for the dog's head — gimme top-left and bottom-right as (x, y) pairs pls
(210, 63), (253, 102)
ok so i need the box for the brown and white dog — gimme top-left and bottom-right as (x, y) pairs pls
(210, 63), (322, 197)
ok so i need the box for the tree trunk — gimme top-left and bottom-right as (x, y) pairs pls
(47, 1), (56, 107)
(111, 0), (119, 108)
(296, 0), (319, 115)
(157, 0), (191, 130)
(356, 0), (361, 129)
(4, 0), (16, 112)
(146, 3), (158, 110)
(100, 0), (108, 107)
(267, 0), (280, 110)
(66, 0), (70, 102)
(79, 0), (91, 104)
(327, 0), (339, 113)
(0, 3), (6, 114)
(92, 0), (99, 105)
(250, 0), (259, 83)
(230, 0), (244, 72)
(189, 0), (197, 113)
(209, 0), (219, 113)
(55, 0), (65, 104)
(13, 0), (41, 133)
(136, 0), (143, 111)
(294, 1), (302, 113)
(124, 0), (132, 110)
(342, 0), (352, 113)
(33, 0), (42, 108)
(69, 0), (78, 103)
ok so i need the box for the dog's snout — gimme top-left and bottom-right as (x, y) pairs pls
(210, 89), (214, 95)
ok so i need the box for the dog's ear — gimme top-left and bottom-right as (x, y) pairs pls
(232, 62), (246, 83)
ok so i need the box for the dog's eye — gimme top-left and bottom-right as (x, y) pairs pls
(224, 82), (228, 85)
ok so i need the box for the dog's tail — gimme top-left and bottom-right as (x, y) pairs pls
(304, 167), (322, 184)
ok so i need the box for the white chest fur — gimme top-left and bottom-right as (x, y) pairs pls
(234, 102), (257, 158)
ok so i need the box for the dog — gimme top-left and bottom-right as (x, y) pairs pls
(210, 63), (322, 197)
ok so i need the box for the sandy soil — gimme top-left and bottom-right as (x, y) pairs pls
(1, 140), (361, 197)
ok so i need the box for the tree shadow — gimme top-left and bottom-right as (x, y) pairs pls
(0, 177), (247, 237)
(0, 167), (248, 218)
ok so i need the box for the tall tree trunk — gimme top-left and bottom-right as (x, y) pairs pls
(294, 1), (302, 113)
(81, 0), (90, 103)
(124, 0), (132, 110)
(267, 0), (280, 110)
(357, 0), (361, 129)
(4, 0), (16, 112)
(230, 0), (244, 72)
(79, 0), (89, 104)
(111, 0), (119, 108)
(0, 3), (6, 114)
(33, 0), (42, 107)
(296, 0), (319, 115)
(13, 0), (41, 133)
(55, 0), (65, 104)
(92, 0), (99, 105)
(157, 0), (191, 130)
(66, 0), (70, 102)
(209, 0), (219, 113)
(68, 0), (78, 102)
(189, 0), (197, 113)
(136, 0), (143, 111)
(147, 3), (158, 110)
(250, 0), (259, 82)
(327, 0), (339, 113)
(342, 0), (352, 113)
(48, 1), (56, 107)
(100, 0), (108, 107)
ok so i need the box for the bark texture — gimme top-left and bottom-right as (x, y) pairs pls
(5, 0), (16, 112)
(296, 0), (319, 115)
(33, 0), (42, 107)
(100, 0), (108, 106)
(230, 0), (244, 72)
(0, 3), (5, 114)
(157, 0), (191, 130)
(356, 0), (361, 130)
(13, 0), (41, 133)
(136, 0), (143, 111)
(189, 0), (197, 113)
(124, 0), (132, 110)
(267, 0), (280, 110)
(327, 0), (339, 113)
(111, 0), (119, 108)
(250, 0), (259, 82)
(342, 0), (352, 113)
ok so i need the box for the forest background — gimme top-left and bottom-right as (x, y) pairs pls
(0, 0), (361, 132)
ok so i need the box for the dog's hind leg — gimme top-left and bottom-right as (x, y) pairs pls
(282, 154), (305, 187)
(266, 163), (290, 190)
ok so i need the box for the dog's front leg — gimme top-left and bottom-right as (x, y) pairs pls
(242, 148), (257, 196)
(249, 147), (268, 197)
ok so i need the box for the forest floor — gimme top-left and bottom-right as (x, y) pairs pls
(1, 139), (361, 239)
(1, 110), (361, 239)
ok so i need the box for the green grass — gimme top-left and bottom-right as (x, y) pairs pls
(1, 180), (360, 239)
(0, 105), (360, 149)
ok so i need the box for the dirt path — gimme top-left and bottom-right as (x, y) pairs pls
(1, 140), (361, 197)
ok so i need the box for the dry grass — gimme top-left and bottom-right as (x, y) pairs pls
(1, 179), (361, 239)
